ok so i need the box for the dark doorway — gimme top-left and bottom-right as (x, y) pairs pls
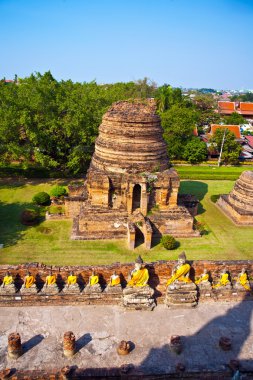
(132, 184), (141, 211)
(135, 226), (144, 247)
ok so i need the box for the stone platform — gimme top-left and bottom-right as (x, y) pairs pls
(217, 195), (253, 225)
(0, 303), (253, 377)
(217, 170), (253, 225)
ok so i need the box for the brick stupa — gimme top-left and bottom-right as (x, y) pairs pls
(65, 99), (198, 248)
(218, 170), (253, 225)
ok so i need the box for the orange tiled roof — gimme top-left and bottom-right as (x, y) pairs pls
(238, 102), (253, 115)
(239, 102), (253, 111)
(210, 124), (241, 139)
(218, 101), (235, 111)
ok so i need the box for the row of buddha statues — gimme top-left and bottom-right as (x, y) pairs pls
(0, 253), (252, 297)
(0, 258), (150, 295)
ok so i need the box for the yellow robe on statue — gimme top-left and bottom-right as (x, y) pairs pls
(25, 275), (35, 288)
(238, 273), (250, 291)
(195, 274), (209, 284)
(167, 263), (191, 286)
(213, 273), (229, 288)
(90, 275), (99, 286)
(3, 275), (13, 286)
(128, 268), (149, 287)
(67, 275), (77, 285)
(46, 275), (56, 286)
(110, 276), (120, 286)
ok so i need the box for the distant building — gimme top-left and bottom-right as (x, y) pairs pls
(4, 79), (15, 84)
(217, 101), (236, 115)
(210, 124), (241, 139)
(217, 101), (253, 120)
(201, 124), (253, 161)
(239, 102), (253, 117)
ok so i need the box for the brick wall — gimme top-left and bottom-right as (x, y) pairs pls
(0, 260), (253, 307)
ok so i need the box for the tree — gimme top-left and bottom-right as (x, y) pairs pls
(161, 105), (200, 159)
(224, 112), (246, 125)
(156, 85), (188, 113)
(183, 138), (207, 164)
(241, 92), (253, 102)
(210, 128), (242, 165)
(193, 93), (216, 111)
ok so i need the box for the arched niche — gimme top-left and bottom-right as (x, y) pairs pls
(132, 184), (141, 211)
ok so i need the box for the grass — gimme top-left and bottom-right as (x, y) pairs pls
(175, 165), (250, 180)
(0, 176), (253, 265)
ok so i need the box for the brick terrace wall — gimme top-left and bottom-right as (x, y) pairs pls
(0, 260), (253, 307)
(2, 368), (252, 379)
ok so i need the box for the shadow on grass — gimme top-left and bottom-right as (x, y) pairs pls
(179, 180), (208, 215)
(0, 178), (73, 189)
(0, 201), (45, 247)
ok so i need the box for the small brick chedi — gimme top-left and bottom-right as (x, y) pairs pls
(66, 99), (197, 248)
(218, 170), (253, 225)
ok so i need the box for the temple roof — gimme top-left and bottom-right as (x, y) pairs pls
(210, 124), (241, 139)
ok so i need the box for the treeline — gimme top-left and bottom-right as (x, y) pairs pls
(0, 72), (245, 175)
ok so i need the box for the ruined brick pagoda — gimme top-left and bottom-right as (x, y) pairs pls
(65, 99), (198, 248)
(217, 170), (253, 225)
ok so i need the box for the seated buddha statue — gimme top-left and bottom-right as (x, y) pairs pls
(21, 271), (37, 293)
(109, 271), (121, 287)
(105, 271), (122, 293)
(127, 256), (149, 288)
(165, 252), (197, 308)
(195, 269), (211, 289)
(64, 271), (80, 293)
(213, 268), (232, 289)
(123, 256), (155, 310)
(84, 270), (102, 293)
(42, 270), (59, 293)
(0, 271), (16, 294)
(234, 268), (251, 291)
(166, 252), (195, 290)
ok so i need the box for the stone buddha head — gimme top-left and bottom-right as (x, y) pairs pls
(178, 251), (186, 265)
(135, 255), (144, 270)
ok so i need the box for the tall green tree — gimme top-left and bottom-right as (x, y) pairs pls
(161, 105), (200, 159)
(156, 85), (188, 113)
(183, 138), (207, 164)
(224, 112), (247, 125)
(209, 128), (242, 165)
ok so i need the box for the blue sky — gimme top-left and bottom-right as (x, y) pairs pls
(1, 0), (253, 89)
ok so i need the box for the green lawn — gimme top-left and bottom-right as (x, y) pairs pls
(176, 165), (251, 180)
(0, 177), (253, 265)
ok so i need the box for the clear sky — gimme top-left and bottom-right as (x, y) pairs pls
(1, 0), (253, 89)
